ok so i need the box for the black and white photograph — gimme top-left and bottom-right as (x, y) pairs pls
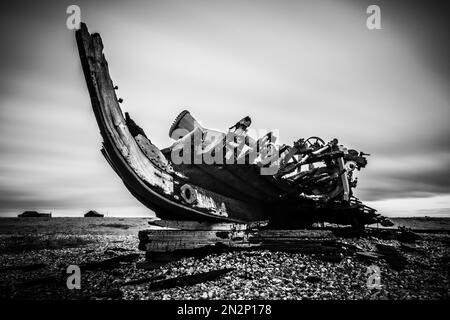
(0, 0), (448, 313)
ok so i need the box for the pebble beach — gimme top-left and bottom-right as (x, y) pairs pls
(0, 217), (448, 300)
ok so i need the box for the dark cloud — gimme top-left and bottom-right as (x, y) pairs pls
(357, 155), (450, 201)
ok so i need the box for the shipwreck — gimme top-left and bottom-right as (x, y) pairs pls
(75, 23), (391, 230)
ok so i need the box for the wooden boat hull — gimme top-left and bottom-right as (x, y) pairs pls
(76, 23), (267, 223)
(76, 23), (391, 228)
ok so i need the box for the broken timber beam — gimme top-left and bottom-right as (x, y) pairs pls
(147, 219), (268, 231)
(0, 263), (46, 273)
(139, 227), (340, 260)
(139, 229), (256, 252)
(147, 268), (234, 291)
(79, 253), (141, 271)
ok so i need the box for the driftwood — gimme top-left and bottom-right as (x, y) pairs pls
(122, 274), (166, 286)
(366, 227), (424, 241)
(0, 263), (46, 273)
(79, 253), (141, 271)
(104, 247), (134, 256)
(351, 244), (408, 270)
(144, 244), (237, 263)
(147, 268), (234, 291)
(355, 251), (383, 262)
(251, 229), (335, 240)
(251, 230), (338, 254)
(135, 261), (169, 270)
(139, 226), (343, 262)
(105, 247), (134, 252)
(88, 289), (123, 300)
(376, 244), (407, 270)
(13, 275), (62, 290)
(398, 227), (422, 242)
(400, 243), (425, 254)
(147, 219), (268, 231)
(256, 241), (339, 254)
(139, 229), (256, 252)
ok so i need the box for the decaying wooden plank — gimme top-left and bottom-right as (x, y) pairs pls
(139, 229), (250, 240)
(376, 244), (408, 270)
(256, 241), (339, 254)
(139, 227), (341, 259)
(147, 219), (268, 231)
(355, 251), (383, 261)
(121, 274), (166, 286)
(135, 261), (169, 270)
(0, 263), (46, 273)
(252, 229), (335, 240)
(88, 289), (123, 299)
(139, 228), (256, 252)
(144, 241), (259, 253)
(13, 275), (62, 290)
(145, 245), (230, 262)
(147, 268), (234, 291)
(76, 24), (174, 195)
(400, 243), (425, 254)
(79, 253), (141, 271)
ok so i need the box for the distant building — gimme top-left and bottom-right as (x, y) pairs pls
(84, 210), (104, 218)
(18, 211), (52, 218)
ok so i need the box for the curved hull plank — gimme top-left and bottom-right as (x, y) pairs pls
(76, 25), (173, 193)
(76, 23), (265, 223)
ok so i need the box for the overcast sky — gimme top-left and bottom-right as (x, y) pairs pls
(0, 0), (448, 217)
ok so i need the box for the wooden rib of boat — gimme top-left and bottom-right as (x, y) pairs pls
(75, 23), (391, 228)
(76, 23), (266, 223)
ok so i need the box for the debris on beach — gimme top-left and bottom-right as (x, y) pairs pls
(0, 218), (448, 300)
